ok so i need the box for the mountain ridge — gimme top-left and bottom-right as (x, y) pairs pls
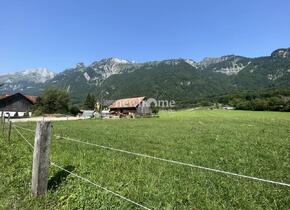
(1, 47), (290, 105)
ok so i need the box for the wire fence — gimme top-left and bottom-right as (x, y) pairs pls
(11, 123), (151, 210)
(13, 124), (290, 188)
(14, 126), (34, 149)
(51, 163), (151, 210)
(3, 121), (290, 209)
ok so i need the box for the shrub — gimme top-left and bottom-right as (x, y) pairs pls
(32, 108), (43, 117)
(33, 88), (70, 114)
(70, 106), (80, 116)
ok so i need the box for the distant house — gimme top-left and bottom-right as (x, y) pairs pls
(109, 96), (151, 116)
(100, 109), (110, 119)
(80, 110), (95, 119)
(223, 106), (235, 110)
(0, 93), (37, 118)
(100, 99), (115, 110)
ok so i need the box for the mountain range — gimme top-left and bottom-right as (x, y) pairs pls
(1, 47), (290, 106)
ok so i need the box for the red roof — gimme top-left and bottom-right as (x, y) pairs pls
(109, 97), (145, 108)
(25, 96), (38, 104)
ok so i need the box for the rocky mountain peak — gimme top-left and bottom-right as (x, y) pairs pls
(0, 67), (55, 93)
(2, 46), (290, 100)
(95, 57), (131, 66)
(89, 57), (132, 76)
(199, 55), (240, 67)
(70, 57), (134, 83)
(271, 48), (290, 58)
(198, 55), (250, 75)
(2, 68), (55, 83)
(75, 62), (86, 69)
(184, 59), (198, 67)
(107, 57), (131, 64)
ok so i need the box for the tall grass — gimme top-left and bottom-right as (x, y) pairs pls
(1, 110), (290, 209)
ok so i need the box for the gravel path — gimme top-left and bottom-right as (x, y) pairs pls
(11, 116), (82, 123)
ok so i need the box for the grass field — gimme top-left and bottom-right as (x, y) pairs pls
(1, 110), (290, 209)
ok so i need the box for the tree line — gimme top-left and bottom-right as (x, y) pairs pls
(194, 87), (290, 112)
(32, 86), (290, 115)
(33, 88), (97, 116)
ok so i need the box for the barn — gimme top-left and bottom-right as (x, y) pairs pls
(109, 96), (151, 116)
(0, 93), (37, 118)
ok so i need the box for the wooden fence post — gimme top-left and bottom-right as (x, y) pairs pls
(0, 111), (3, 125)
(2, 114), (5, 134)
(7, 121), (12, 142)
(31, 121), (52, 196)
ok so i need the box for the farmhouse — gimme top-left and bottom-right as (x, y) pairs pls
(99, 99), (115, 110)
(109, 96), (151, 116)
(0, 93), (37, 117)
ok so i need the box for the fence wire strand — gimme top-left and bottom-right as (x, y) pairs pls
(14, 124), (35, 133)
(12, 123), (152, 210)
(13, 124), (290, 188)
(51, 162), (152, 210)
(13, 125), (34, 149)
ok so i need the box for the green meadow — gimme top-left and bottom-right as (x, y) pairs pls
(1, 110), (290, 209)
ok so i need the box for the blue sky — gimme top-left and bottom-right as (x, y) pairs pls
(0, 0), (290, 73)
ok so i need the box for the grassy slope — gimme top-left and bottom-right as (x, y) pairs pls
(0, 110), (290, 209)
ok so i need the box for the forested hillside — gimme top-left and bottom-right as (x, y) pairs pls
(1, 48), (290, 107)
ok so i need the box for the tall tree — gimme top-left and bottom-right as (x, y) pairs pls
(83, 93), (96, 110)
(33, 88), (69, 114)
